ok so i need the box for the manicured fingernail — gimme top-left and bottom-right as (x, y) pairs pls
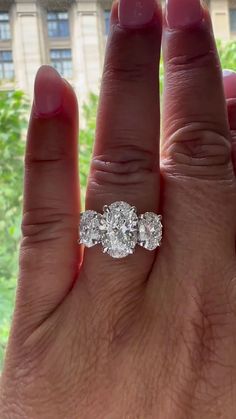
(119, 0), (157, 28)
(166, 0), (203, 29)
(34, 65), (63, 116)
(223, 69), (236, 99)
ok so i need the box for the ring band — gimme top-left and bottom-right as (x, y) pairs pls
(79, 201), (163, 259)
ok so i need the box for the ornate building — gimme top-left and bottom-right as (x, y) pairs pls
(0, 0), (235, 104)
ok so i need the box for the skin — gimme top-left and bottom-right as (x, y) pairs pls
(1, 2), (236, 418)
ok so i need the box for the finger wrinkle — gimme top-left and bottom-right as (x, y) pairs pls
(162, 127), (234, 181)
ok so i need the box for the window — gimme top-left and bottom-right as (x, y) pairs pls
(50, 49), (72, 78)
(47, 11), (70, 38)
(0, 51), (14, 80)
(104, 10), (111, 36)
(230, 9), (236, 33)
(0, 12), (11, 40)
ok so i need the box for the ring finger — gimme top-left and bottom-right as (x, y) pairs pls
(77, 0), (162, 300)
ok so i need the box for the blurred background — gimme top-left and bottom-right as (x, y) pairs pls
(0, 0), (236, 368)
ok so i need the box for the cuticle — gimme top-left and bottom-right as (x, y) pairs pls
(33, 102), (64, 119)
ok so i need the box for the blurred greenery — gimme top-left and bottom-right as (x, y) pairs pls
(0, 91), (28, 368)
(0, 41), (236, 369)
(0, 91), (28, 277)
(217, 40), (236, 70)
(79, 92), (98, 205)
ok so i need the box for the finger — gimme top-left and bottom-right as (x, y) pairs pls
(79, 1), (162, 297)
(89, 0), (161, 212)
(162, 1), (231, 176)
(15, 66), (80, 337)
(150, 1), (236, 289)
(223, 70), (236, 171)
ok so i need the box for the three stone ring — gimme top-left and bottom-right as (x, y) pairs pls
(79, 201), (163, 259)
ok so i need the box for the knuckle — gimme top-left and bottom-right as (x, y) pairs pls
(89, 146), (157, 189)
(103, 60), (154, 84)
(21, 208), (77, 246)
(24, 143), (73, 165)
(105, 20), (160, 85)
(162, 125), (233, 180)
(167, 49), (214, 73)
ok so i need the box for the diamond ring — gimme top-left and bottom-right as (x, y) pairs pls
(79, 201), (163, 259)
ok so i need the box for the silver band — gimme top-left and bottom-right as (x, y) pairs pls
(79, 201), (163, 259)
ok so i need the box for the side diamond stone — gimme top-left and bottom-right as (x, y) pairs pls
(138, 212), (163, 251)
(101, 201), (138, 259)
(79, 210), (102, 248)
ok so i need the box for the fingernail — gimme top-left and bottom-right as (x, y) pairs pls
(223, 69), (236, 99)
(34, 65), (63, 116)
(166, 0), (203, 29)
(119, 0), (157, 28)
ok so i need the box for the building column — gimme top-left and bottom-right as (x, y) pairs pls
(211, 0), (230, 42)
(72, 0), (104, 107)
(13, 0), (45, 98)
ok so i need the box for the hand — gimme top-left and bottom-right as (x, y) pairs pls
(1, 0), (236, 417)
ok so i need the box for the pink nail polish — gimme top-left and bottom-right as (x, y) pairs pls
(223, 69), (236, 99)
(119, 0), (156, 28)
(34, 65), (63, 116)
(166, 0), (203, 29)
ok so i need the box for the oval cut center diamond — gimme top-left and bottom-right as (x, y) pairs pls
(138, 212), (163, 251)
(79, 210), (102, 248)
(101, 202), (138, 259)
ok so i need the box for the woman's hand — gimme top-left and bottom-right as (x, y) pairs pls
(1, 0), (236, 417)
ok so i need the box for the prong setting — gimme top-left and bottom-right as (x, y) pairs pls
(103, 205), (110, 214)
(79, 210), (102, 248)
(79, 203), (163, 258)
(138, 212), (163, 251)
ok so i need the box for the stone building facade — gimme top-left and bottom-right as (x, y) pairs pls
(0, 0), (235, 104)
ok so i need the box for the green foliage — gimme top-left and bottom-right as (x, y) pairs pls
(217, 40), (236, 70)
(0, 41), (235, 370)
(79, 93), (98, 205)
(0, 91), (28, 280)
(0, 90), (29, 367)
(0, 277), (16, 363)
(160, 55), (164, 96)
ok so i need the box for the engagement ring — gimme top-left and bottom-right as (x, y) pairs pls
(79, 201), (163, 259)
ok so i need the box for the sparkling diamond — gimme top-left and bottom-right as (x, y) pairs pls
(138, 212), (163, 251)
(79, 210), (102, 248)
(101, 201), (138, 259)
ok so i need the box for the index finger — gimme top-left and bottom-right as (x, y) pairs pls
(15, 66), (80, 340)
